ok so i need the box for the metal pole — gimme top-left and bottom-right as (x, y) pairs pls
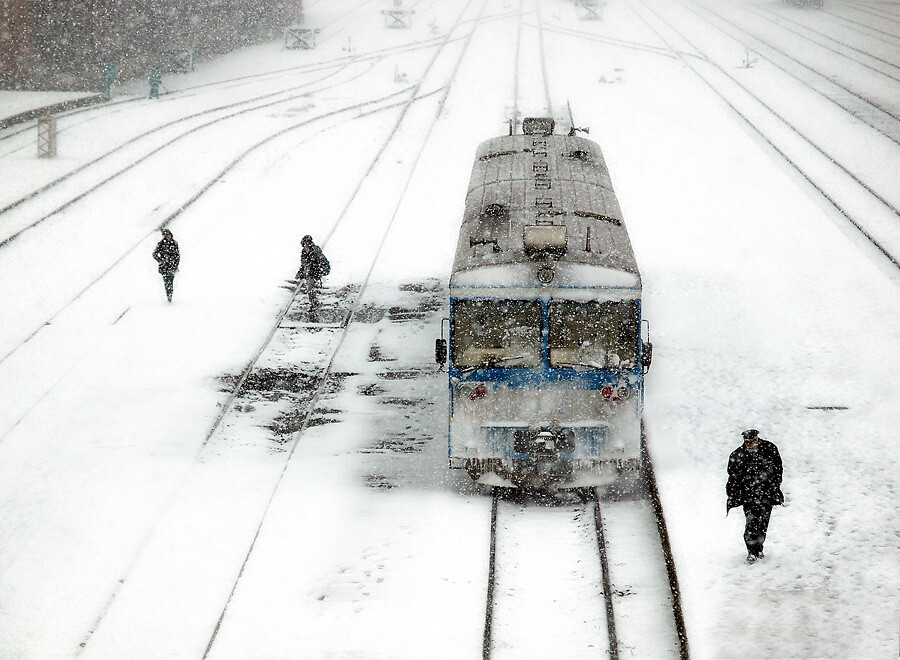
(37, 115), (57, 157)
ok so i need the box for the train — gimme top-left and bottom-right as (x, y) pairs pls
(436, 117), (652, 490)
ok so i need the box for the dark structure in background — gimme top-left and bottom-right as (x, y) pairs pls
(0, 0), (304, 91)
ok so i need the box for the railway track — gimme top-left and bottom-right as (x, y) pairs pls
(481, 461), (688, 659)
(0, 81), (421, 380)
(628, 0), (900, 272)
(509, 0), (554, 122)
(0, 62), (368, 242)
(0, 33), (460, 225)
(481, 13), (687, 655)
(0, 0), (381, 146)
(679, 0), (900, 146)
(0, 7), (483, 386)
(0, 0), (505, 468)
(69, 0), (510, 653)
(191, 3), (500, 654)
(837, 0), (900, 24)
(817, 4), (900, 46)
(508, 0), (558, 130)
(0, 0), (456, 210)
(537, 21), (686, 60)
(532, 0), (554, 118)
(738, 0), (900, 79)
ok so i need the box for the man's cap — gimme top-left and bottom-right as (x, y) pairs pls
(742, 429), (759, 440)
(302, 235), (313, 245)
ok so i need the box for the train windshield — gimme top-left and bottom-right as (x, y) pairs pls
(452, 300), (542, 368)
(549, 300), (639, 370)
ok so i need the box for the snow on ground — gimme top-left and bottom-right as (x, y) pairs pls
(0, 91), (98, 120)
(0, 0), (898, 657)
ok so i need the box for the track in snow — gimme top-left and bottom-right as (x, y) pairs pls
(481, 468), (688, 659)
(68, 0), (511, 654)
(629, 0), (900, 272)
(680, 0), (900, 145)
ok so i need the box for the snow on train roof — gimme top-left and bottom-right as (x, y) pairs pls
(450, 132), (641, 292)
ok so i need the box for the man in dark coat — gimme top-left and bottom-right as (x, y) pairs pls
(152, 229), (180, 302)
(296, 235), (328, 309)
(726, 429), (784, 563)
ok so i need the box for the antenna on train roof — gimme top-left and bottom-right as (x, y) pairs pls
(566, 100), (590, 136)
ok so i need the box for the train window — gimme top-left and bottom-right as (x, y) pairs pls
(452, 300), (542, 368)
(548, 301), (639, 370)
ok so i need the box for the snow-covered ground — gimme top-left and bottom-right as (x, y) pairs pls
(1, 0), (898, 657)
(0, 91), (98, 121)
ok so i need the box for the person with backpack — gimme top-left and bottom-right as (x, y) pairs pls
(152, 228), (180, 302)
(296, 235), (329, 309)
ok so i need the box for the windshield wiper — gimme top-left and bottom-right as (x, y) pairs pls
(457, 354), (532, 375)
(552, 360), (604, 370)
(486, 353), (531, 366)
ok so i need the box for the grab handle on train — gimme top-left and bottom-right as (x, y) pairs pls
(641, 319), (653, 374)
(641, 342), (653, 373)
(436, 318), (449, 368)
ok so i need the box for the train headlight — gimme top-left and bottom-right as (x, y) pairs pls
(601, 384), (631, 402)
(536, 266), (554, 284)
(458, 383), (488, 401)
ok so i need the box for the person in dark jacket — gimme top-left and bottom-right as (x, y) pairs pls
(152, 229), (180, 302)
(101, 60), (116, 97)
(727, 429), (784, 562)
(296, 235), (329, 309)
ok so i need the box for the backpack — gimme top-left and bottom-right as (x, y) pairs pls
(319, 253), (330, 277)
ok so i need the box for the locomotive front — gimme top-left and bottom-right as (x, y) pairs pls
(438, 119), (651, 489)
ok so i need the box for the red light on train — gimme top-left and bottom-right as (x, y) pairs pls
(601, 386), (614, 400)
(471, 384), (487, 400)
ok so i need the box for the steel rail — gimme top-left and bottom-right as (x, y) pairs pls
(479, 458), (689, 658)
(0, 58), (345, 151)
(536, 22), (686, 59)
(70, 89), (434, 653)
(0, 31), (464, 207)
(679, 0), (900, 146)
(0, 62), (356, 227)
(532, 0), (554, 117)
(0, 0), (388, 142)
(734, 0), (900, 81)
(0, 84), (416, 396)
(511, 0), (524, 128)
(482, 489), (628, 659)
(481, 489), (500, 660)
(0, 16), (459, 151)
(641, 430), (691, 659)
(817, 4), (900, 45)
(198, 0), (494, 653)
(71, 84), (438, 654)
(0, 25), (464, 225)
(839, 2), (900, 24)
(629, 0), (900, 271)
(591, 490), (620, 660)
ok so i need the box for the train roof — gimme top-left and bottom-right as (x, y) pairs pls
(450, 129), (641, 295)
